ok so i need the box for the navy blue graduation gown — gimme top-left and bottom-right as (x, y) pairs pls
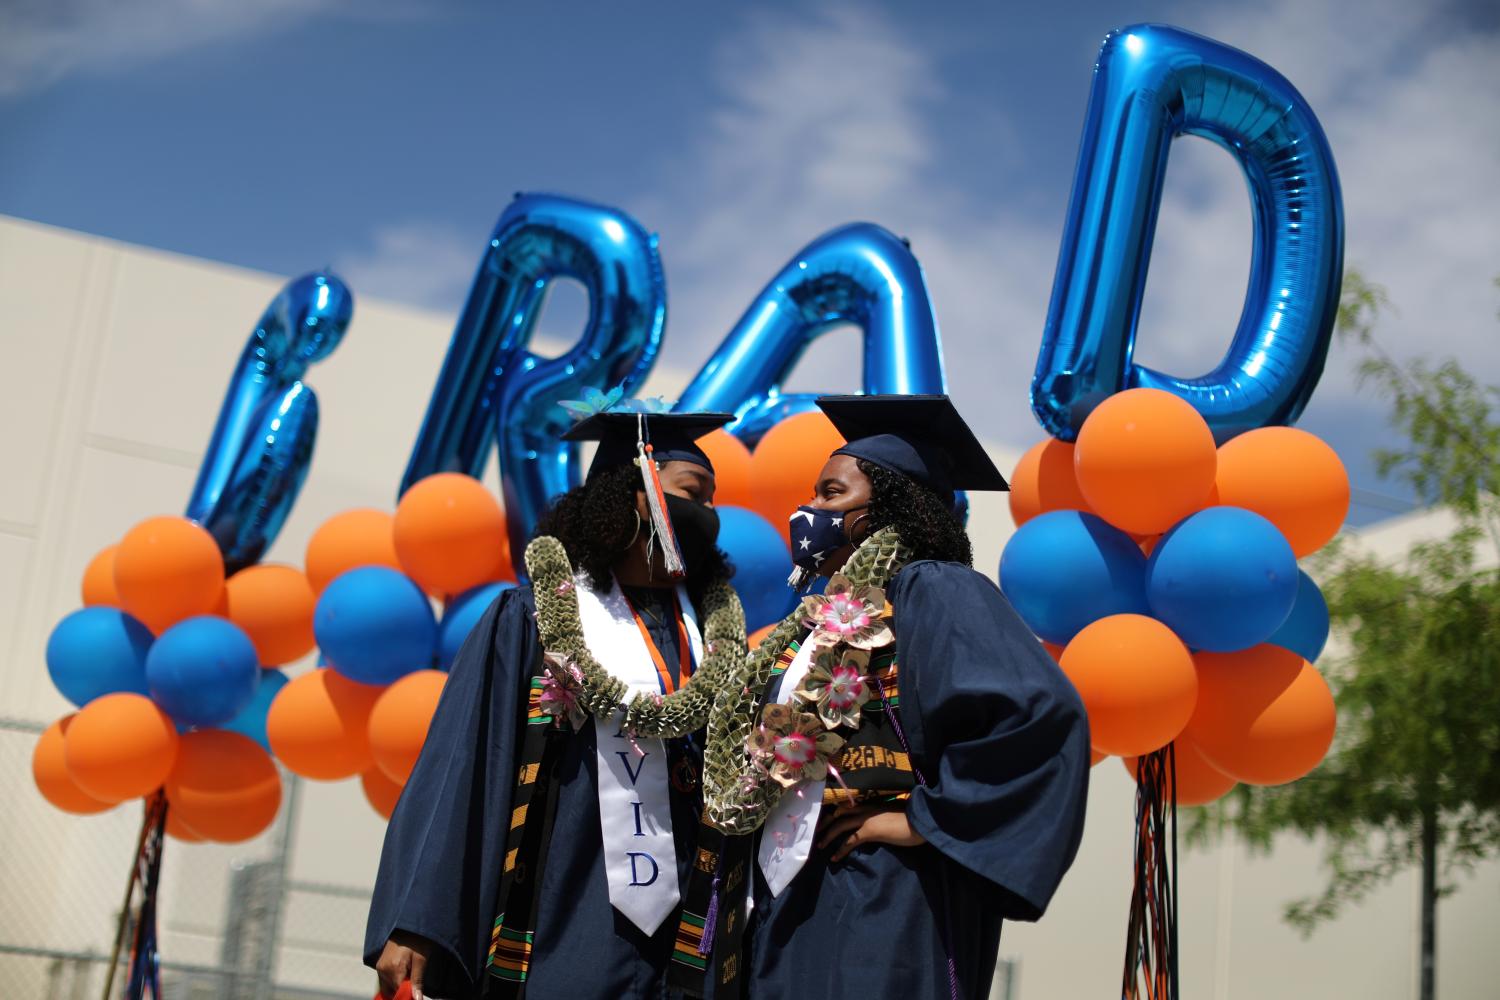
(746, 560), (1090, 1000)
(364, 585), (707, 1000)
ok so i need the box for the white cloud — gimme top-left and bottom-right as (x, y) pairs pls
(636, 3), (1057, 445)
(332, 220), (479, 316)
(0, 0), (418, 97)
(637, 0), (1500, 519)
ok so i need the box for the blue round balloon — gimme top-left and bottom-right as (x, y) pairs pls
(46, 607), (154, 708)
(220, 668), (289, 751)
(717, 506), (798, 630)
(315, 566), (437, 685)
(1268, 570), (1330, 662)
(439, 582), (515, 670)
(1146, 507), (1299, 653)
(146, 616), (261, 727)
(999, 510), (1151, 646)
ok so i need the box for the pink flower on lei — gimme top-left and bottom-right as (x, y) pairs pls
(799, 574), (893, 650)
(748, 703), (845, 788)
(540, 652), (587, 730)
(794, 647), (874, 729)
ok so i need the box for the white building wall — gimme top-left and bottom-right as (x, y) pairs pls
(1, 214), (1495, 999)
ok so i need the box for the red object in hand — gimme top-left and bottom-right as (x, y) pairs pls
(374, 981), (412, 1000)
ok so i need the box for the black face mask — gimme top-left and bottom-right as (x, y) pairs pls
(664, 493), (721, 577)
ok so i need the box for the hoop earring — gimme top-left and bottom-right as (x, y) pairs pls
(848, 510), (872, 544)
(624, 509), (643, 550)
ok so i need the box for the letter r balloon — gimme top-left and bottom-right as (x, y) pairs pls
(1032, 23), (1344, 441)
(401, 194), (667, 561)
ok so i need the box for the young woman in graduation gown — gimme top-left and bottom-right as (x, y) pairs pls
(366, 411), (749, 1000)
(680, 395), (1090, 1000)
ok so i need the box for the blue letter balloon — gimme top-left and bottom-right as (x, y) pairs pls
(438, 581), (515, 671)
(1032, 24), (1342, 441)
(716, 507), (797, 630)
(1268, 569), (1330, 662)
(1146, 507), (1299, 652)
(46, 607), (154, 708)
(999, 510), (1151, 646)
(145, 616), (261, 727)
(315, 566), (437, 685)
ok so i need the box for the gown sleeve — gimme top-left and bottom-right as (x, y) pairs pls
(891, 560), (1091, 922)
(363, 586), (540, 996)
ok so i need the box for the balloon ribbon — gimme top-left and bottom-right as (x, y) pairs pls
(103, 793), (167, 1000)
(1122, 746), (1178, 1000)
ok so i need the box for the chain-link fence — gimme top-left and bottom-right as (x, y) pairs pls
(1, 718), (375, 1000)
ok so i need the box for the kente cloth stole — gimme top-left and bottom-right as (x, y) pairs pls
(667, 639), (913, 998)
(484, 673), (569, 997)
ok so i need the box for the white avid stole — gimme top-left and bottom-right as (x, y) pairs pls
(575, 575), (703, 935)
(756, 638), (825, 897)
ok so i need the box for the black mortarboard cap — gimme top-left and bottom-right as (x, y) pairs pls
(816, 394), (1010, 499)
(563, 411), (735, 482)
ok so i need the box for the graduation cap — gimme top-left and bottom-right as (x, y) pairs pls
(563, 410), (735, 483)
(562, 408), (734, 579)
(816, 394), (1010, 502)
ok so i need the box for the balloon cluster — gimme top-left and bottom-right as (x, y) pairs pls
(272, 471), (528, 819)
(1000, 388), (1349, 803)
(32, 473), (526, 833)
(38, 514), (309, 840)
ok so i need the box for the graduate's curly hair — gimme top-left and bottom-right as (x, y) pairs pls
(856, 459), (973, 567)
(531, 463), (732, 602)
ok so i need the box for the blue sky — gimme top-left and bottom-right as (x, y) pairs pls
(3, 0), (1498, 526)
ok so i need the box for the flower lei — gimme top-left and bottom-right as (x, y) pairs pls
(525, 535), (747, 739)
(702, 527), (913, 834)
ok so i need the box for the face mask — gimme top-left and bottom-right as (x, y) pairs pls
(787, 505), (855, 573)
(664, 493), (721, 576)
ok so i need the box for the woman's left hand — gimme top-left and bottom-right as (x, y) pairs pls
(816, 803), (927, 863)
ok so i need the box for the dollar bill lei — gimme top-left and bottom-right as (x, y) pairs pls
(702, 527), (914, 834)
(526, 535), (748, 739)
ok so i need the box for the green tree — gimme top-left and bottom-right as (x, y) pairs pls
(1188, 270), (1500, 1000)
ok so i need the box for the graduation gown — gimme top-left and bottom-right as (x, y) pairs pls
(745, 560), (1091, 999)
(364, 585), (707, 1000)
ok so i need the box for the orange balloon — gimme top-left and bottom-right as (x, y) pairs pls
(748, 412), (846, 545)
(394, 473), (511, 596)
(700, 429), (756, 509)
(33, 717), (115, 815)
(1074, 389), (1217, 535)
(748, 624), (777, 650)
(305, 509), (403, 594)
(1009, 438), (1093, 527)
(1090, 748), (1107, 767)
(225, 564), (317, 666)
(1121, 738), (1237, 806)
(1059, 614), (1198, 757)
(63, 694), (179, 803)
(368, 670), (446, 784)
(165, 730), (282, 843)
(82, 545), (121, 607)
(1215, 427), (1350, 557)
(165, 808), (205, 843)
(267, 668), (383, 780)
(113, 516), (225, 633)
(1185, 647), (1335, 786)
(362, 768), (404, 820)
